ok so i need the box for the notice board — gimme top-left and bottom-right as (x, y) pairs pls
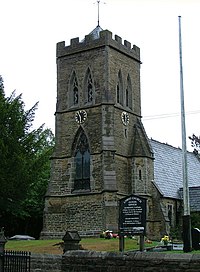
(119, 195), (146, 236)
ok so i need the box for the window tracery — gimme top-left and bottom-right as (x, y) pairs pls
(73, 77), (79, 105)
(116, 70), (123, 105)
(84, 68), (95, 104)
(87, 73), (93, 102)
(72, 130), (90, 191)
(69, 71), (79, 107)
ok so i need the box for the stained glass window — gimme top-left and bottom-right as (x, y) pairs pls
(73, 132), (90, 191)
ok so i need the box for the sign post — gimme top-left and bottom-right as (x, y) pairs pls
(119, 195), (146, 252)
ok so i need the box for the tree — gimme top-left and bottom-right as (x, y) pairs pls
(20, 127), (55, 237)
(0, 75), (54, 237)
(189, 134), (200, 156)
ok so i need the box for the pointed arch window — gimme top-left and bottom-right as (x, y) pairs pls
(73, 77), (79, 105)
(126, 74), (132, 109)
(116, 70), (123, 105)
(70, 72), (79, 107)
(84, 68), (95, 104)
(73, 131), (90, 191)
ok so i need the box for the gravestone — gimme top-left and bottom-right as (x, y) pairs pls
(62, 231), (81, 252)
(192, 228), (200, 250)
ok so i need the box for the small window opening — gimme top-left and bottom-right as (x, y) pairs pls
(124, 128), (127, 138)
(139, 169), (142, 180)
(117, 84), (120, 103)
(126, 88), (129, 107)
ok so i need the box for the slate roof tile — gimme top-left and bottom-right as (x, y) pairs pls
(179, 186), (200, 211)
(150, 139), (200, 200)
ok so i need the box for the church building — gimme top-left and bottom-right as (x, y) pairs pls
(41, 26), (186, 240)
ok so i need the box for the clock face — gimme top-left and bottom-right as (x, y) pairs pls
(121, 111), (129, 125)
(75, 110), (87, 124)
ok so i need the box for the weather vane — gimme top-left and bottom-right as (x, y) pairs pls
(94, 0), (106, 27)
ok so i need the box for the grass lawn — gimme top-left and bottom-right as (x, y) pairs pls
(5, 238), (200, 254)
(5, 238), (158, 254)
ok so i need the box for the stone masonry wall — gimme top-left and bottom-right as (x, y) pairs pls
(30, 251), (200, 272)
(30, 254), (62, 272)
(42, 194), (105, 238)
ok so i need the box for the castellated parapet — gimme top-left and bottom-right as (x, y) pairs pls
(57, 30), (140, 62)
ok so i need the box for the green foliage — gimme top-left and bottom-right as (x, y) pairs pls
(189, 134), (200, 156)
(170, 225), (182, 241)
(0, 75), (54, 237)
(22, 127), (54, 218)
(191, 212), (200, 229)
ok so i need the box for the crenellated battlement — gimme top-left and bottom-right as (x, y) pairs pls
(57, 29), (140, 62)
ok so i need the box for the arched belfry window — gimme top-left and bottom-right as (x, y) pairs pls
(84, 68), (95, 104)
(69, 71), (79, 107)
(72, 129), (90, 192)
(116, 70), (123, 105)
(126, 74), (132, 109)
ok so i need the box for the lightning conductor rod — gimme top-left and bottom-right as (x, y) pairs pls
(178, 15), (192, 253)
(97, 0), (100, 26)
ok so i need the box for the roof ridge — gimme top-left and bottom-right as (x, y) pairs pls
(149, 138), (195, 154)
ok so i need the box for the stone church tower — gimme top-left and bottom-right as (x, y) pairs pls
(41, 26), (155, 239)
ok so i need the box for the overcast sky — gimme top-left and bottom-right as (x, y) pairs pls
(1, 0), (200, 151)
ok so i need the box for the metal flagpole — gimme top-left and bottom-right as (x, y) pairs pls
(178, 15), (192, 252)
